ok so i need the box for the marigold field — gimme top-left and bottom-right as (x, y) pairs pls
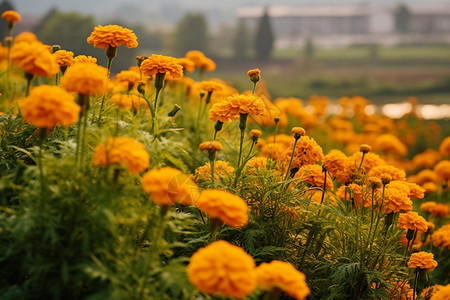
(1, 12), (449, 300)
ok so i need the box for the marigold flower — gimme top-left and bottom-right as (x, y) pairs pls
(209, 101), (240, 123)
(422, 182), (438, 194)
(228, 93), (267, 116)
(196, 189), (248, 228)
(109, 93), (136, 110)
(430, 284), (450, 300)
(368, 165), (406, 182)
(407, 252), (438, 271)
(432, 224), (450, 250)
(291, 127), (306, 140)
(336, 184), (371, 208)
(20, 85), (80, 130)
(176, 57), (195, 73)
(11, 40), (59, 77)
(87, 24), (138, 49)
(374, 134), (408, 156)
(383, 181), (413, 214)
(140, 54), (183, 79)
(323, 149), (356, 185)
(430, 203), (449, 218)
(186, 240), (257, 298)
(414, 169), (440, 186)
(397, 211), (428, 233)
(141, 167), (198, 206)
(115, 70), (140, 86)
(61, 63), (108, 95)
(73, 55), (97, 64)
(368, 177), (383, 189)
(256, 260), (310, 300)
(412, 149), (441, 169)
(93, 137), (149, 174)
(14, 32), (37, 43)
(420, 201), (437, 213)
(350, 152), (386, 174)
(439, 136), (450, 156)
(53, 50), (74, 67)
(195, 160), (234, 182)
(283, 136), (324, 171)
(247, 68), (261, 83)
(1, 10), (21, 24)
(296, 164), (333, 190)
(385, 279), (414, 300)
(246, 157), (269, 170)
(250, 129), (262, 139)
(434, 160), (450, 182)
(197, 80), (225, 93)
(360, 144), (371, 153)
(199, 141), (222, 160)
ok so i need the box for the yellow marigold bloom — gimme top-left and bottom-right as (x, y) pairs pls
(360, 144), (371, 153)
(176, 57), (195, 73)
(383, 181), (413, 213)
(434, 160), (450, 182)
(430, 284), (450, 300)
(195, 160), (234, 182)
(397, 211), (428, 233)
(283, 136), (324, 171)
(226, 93), (267, 116)
(140, 54), (183, 79)
(11, 40), (59, 77)
(256, 260), (310, 300)
(115, 70), (140, 86)
(141, 167), (198, 206)
(93, 137), (149, 174)
(296, 164), (333, 190)
(374, 134), (408, 156)
(53, 50), (74, 67)
(196, 189), (248, 227)
(73, 55), (97, 64)
(368, 165), (406, 182)
(250, 129), (262, 139)
(323, 149), (356, 185)
(291, 127), (306, 140)
(61, 63), (108, 95)
(336, 183), (371, 208)
(439, 136), (450, 156)
(407, 252), (438, 271)
(420, 201), (437, 213)
(87, 24), (138, 49)
(20, 85), (80, 130)
(209, 101), (240, 123)
(199, 141), (222, 153)
(14, 32), (37, 43)
(197, 80), (225, 93)
(1, 10), (21, 24)
(368, 177), (383, 189)
(186, 240), (257, 298)
(432, 224), (450, 250)
(404, 181), (425, 199)
(430, 203), (449, 218)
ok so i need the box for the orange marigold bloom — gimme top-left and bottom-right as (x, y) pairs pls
(109, 93), (137, 110)
(250, 129), (262, 139)
(323, 149), (356, 185)
(1, 10), (21, 24)
(14, 32), (37, 43)
(420, 201), (437, 213)
(195, 160), (234, 182)
(140, 54), (183, 79)
(430, 284), (450, 300)
(260, 143), (287, 161)
(176, 57), (195, 73)
(141, 167), (198, 206)
(374, 134), (408, 156)
(61, 63), (108, 95)
(87, 24), (138, 49)
(385, 279), (414, 300)
(434, 160), (450, 182)
(196, 189), (248, 227)
(73, 55), (97, 64)
(197, 80), (225, 93)
(92, 137), (150, 174)
(430, 203), (449, 218)
(256, 260), (310, 300)
(199, 140), (222, 152)
(11, 40), (59, 77)
(368, 165), (406, 182)
(283, 136), (324, 171)
(296, 164), (333, 190)
(432, 224), (450, 250)
(360, 144), (371, 153)
(336, 183), (371, 208)
(20, 85), (80, 130)
(439, 136), (450, 156)
(246, 157), (269, 170)
(291, 127), (306, 139)
(247, 68), (261, 83)
(53, 50), (74, 67)
(228, 94), (267, 116)
(209, 100), (240, 123)
(397, 211), (428, 233)
(414, 169), (440, 186)
(407, 252), (438, 271)
(350, 151), (386, 174)
(383, 181), (413, 213)
(186, 240), (257, 298)
(185, 50), (216, 72)
(115, 70), (140, 86)
(412, 149), (441, 169)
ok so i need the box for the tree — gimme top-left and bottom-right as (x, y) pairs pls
(0, 0), (14, 40)
(254, 7), (274, 61)
(233, 19), (249, 59)
(303, 37), (315, 60)
(395, 4), (411, 34)
(174, 13), (208, 56)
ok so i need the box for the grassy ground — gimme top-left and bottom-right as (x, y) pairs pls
(213, 45), (450, 105)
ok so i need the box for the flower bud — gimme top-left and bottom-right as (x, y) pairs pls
(168, 104), (181, 117)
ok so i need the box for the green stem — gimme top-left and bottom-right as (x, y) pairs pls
(357, 152), (366, 171)
(412, 268), (419, 300)
(246, 141), (255, 160)
(79, 106), (89, 170)
(284, 138), (299, 182)
(237, 129), (245, 169)
(210, 158), (215, 187)
(320, 168), (327, 205)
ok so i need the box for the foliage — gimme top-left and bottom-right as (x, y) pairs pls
(254, 8), (274, 61)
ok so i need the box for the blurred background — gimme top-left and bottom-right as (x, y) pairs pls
(2, 0), (450, 119)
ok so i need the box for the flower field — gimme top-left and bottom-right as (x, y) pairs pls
(1, 12), (450, 300)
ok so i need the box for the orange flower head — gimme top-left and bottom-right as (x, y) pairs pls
(209, 100), (240, 123)
(61, 63), (108, 95)
(397, 211), (428, 233)
(407, 252), (438, 271)
(247, 68), (261, 83)
(360, 144), (371, 153)
(141, 167), (198, 206)
(336, 184), (372, 208)
(199, 141), (222, 153)
(439, 136), (450, 156)
(176, 57), (195, 73)
(1, 10), (21, 24)
(20, 85), (80, 130)
(369, 165), (406, 182)
(291, 127), (306, 140)
(420, 201), (437, 213)
(92, 137), (150, 174)
(73, 55), (97, 64)
(256, 260), (310, 300)
(283, 136), (324, 171)
(14, 32), (37, 43)
(246, 157), (269, 170)
(250, 129), (262, 140)
(368, 177), (383, 189)
(296, 164), (333, 190)
(383, 181), (413, 213)
(429, 284), (450, 300)
(198, 80), (225, 93)
(195, 160), (235, 182)
(140, 54), (183, 79)
(430, 203), (449, 218)
(196, 189), (248, 227)
(53, 50), (74, 67)
(115, 70), (140, 86)
(350, 151), (386, 174)
(323, 149), (356, 185)
(186, 240), (257, 298)
(374, 134), (408, 156)
(87, 24), (138, 49)
(11, 40), (59, 77)
(109, 93), (140, 110)
(434, 160), (450, 182)
(432, 224), (450, 250)
(226, 93), (268, 116)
